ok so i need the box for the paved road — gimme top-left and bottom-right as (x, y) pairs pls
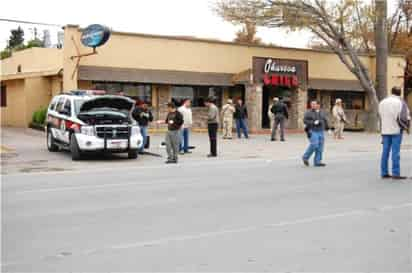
(2, 150), (412, 271)
(2, 128), (412, 271)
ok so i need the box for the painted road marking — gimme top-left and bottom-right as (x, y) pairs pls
(102, 202), (412, 250)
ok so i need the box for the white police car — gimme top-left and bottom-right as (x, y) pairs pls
(45, 90), (143, 160)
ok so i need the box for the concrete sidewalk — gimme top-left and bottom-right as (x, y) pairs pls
(1, 127), (411, 175)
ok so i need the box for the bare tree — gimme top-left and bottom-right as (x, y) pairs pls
(375, 0), (388, 101)
(214, 0), (383, 130)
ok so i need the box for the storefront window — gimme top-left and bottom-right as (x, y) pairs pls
(171, 85), (223, 107)
(93, 82), (152, 105)
(331, 91), (365, 110)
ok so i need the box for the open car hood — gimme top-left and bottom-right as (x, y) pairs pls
(79, 95), (135, 113)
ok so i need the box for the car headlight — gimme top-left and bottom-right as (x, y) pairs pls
(131, 126), (140, 136)
(80, 126), (95, 136)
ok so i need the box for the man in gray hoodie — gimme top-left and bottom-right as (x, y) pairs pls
(205, 97), (219, 157)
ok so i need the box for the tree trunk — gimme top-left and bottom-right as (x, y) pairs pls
(375, 0), (388, 101)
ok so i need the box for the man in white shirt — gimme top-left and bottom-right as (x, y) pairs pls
(378, 87), (411, 180)
(178, 99), (193, 154)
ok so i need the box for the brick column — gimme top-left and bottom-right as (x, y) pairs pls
(245, 83), (263, 133)
(296, 88), (307, 129)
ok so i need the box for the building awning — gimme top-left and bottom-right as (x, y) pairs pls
(0, 69), (62, 81)
(308, 78), (365, 92)
(78, 66), (235, 86)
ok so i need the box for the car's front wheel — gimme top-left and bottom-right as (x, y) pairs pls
(70, 134), (82, 161)
(47, 129), (59, 152)
(128, 149), (138, 159)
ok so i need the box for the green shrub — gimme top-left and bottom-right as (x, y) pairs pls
(31, 107), (47, 125)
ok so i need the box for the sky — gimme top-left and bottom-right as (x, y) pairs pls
(0, 0), (399, 51)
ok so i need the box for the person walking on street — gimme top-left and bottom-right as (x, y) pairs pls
(178, 99), (193, 154)
(132, 101), (153, 154)
(206, 97), (219, 157)
(332, 98), (347, 139)
(221, 99), (236, 139)
(270, 97), (289, 141)
(379, 87), (411, 180)
(302, 100), (329, 167)
(157, 102), (184, 164)
(234, 99), (249, 139)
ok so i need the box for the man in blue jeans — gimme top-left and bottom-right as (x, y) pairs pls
(132, 101), (153, 154)
(379, 87), (410, 180)
(302, 100), (329, 167)
(234, 99), (249, 139)
(178, 99), (193, 154)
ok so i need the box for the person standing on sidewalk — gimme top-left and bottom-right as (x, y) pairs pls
(157, 102), (184, 164)
(178, 99), (193, 154)
(332, 98), (347, 139)
(206, 97), (219, 157)
(234, 99), (249, 139)
(378, 87), (411, 180)
(132, 101), (153, 154)
(270, 97), (289, 141)
(221, 99), (236, 139)
(302, 100), (329, 167)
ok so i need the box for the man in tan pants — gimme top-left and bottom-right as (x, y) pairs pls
(332, 98), (346, 139)
(221, 99), (236, 139)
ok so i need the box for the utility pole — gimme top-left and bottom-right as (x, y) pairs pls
(375, 0), (388, 100)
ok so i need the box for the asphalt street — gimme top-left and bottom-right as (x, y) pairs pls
(2, 149), (412, 271)
(2, 128), (412, 271)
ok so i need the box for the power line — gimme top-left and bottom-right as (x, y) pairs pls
(0, 18), (62, 27)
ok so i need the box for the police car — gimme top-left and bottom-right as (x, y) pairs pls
(45, 90), (143, 160)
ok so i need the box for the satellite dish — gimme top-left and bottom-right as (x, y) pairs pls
(81, 24), (111, 48)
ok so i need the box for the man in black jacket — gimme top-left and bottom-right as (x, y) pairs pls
(302, 100), (329, 167)
(270, 97), (289, 141)
(132, 101), (153, 154)
(157, 102), (184, 164)
(234, 99), (249, 139)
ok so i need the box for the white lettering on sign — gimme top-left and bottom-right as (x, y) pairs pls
(264, 59), (297, 74)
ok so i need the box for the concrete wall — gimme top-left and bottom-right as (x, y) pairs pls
(1, 48), (62, 76)
(24, 77), (53, 124)
(63, 25), (405, 94)
(1, 80), (26, 127)
(1, 76), (56, 127)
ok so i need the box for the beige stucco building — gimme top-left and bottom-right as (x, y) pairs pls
(0, 25), (407, 131)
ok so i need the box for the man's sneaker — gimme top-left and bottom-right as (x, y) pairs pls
(392, 176), (407, 180)
(207, 154), (217, 158)
(381, 175), (392, 179)
(179, 151), (185, 155)
(165, 160), (177, 164)
(280, 139), (285, 142)
(315, 163), (327, 167)
(303, 159), (309, 166)
(185, 151), (192, 154)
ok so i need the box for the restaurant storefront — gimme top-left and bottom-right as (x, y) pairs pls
(0, 25), (405, 131)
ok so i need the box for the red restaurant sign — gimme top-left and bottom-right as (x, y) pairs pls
(253, 57), (308, 89)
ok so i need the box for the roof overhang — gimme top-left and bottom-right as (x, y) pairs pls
(308, 78), (365, 92)
(78, 66), (234, 86)
(0, 69), (62, 81)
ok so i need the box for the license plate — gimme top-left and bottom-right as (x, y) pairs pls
(108, 140), (125, 149)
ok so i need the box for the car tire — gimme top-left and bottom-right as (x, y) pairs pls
(70, 134), (82, 161)
(128, 149), (138, 159)
(47, 129), (59, 152)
